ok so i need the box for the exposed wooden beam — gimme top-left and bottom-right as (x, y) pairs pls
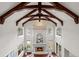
(30, 18), (46, 20)
(50, 2), (79, 24)
(26, 14), (52, 17)
(16, 5), (55, 9)
(45, 17), (57, 26)
(22, 18), (57, 26)
(0, 2), (30, 24)
(38, 2), (41, 14)
(16, 9), (37, 26)
(42, 9), (63, 26)
(16, 13), (62, 20)
(17, 13), (63, 26)
(22, 17), (34, 26)
(38, 2), (42, 22)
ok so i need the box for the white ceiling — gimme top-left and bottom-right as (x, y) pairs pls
(0, 2), (20, 16)
(0, 2), (79, 25)
(60, 2), (79, 16)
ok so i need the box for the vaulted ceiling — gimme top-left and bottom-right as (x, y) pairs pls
(0, 2), (79, 26)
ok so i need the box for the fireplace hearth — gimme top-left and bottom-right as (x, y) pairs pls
(35, 47), (43, 52)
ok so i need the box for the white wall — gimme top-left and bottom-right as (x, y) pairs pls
(0, 16), (24, 57)
(55, 18), (79, 57)
(0, 6), (31, 56)
(62, 21), (79, 57)
(0, 18), (16, 56)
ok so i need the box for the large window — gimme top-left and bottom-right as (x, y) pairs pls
(56, 27), (62, 36)
(18, 27), (23, 36)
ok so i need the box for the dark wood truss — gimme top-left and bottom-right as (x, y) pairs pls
(38, 2), (42, 22)
(16, 13), (62, 26)
(45, 17), (57, 26)
(0, 2), (78, 26)
(42, 9), (63, 25)
(50, 2), (79, 24)
(15, 5), (55, 9)
(22, 16), (34, 26)
(22, 17), (57, 26)
(16, 9), (37, 26)
(0, 2), (30, 24)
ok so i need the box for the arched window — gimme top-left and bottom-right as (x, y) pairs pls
(18, 27), (23, 36)
(56, 27), (62, 36)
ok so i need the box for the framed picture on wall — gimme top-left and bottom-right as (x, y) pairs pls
(36, 33), (43, 43)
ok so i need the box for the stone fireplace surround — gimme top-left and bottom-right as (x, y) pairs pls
(33, 43), (48, 54)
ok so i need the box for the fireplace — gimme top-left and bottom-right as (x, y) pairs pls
(33, 43), (47, 53)
(35, 47), (44, 52)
